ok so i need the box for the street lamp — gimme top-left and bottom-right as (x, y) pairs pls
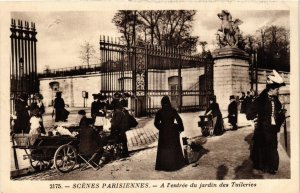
(19, 57), (24, 93)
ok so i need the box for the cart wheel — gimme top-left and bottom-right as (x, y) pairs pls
(30, 159), (53, 172)
(54, 144), (77, 173)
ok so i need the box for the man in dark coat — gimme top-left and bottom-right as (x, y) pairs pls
(110, 100), (129, 157)
(91, 94), (100, 121)
(154, 96), (186, 171)
(78, 110), (102, 155)
(246, 70), (286, 175)
(228, 95), (238, 130)
(14, 94), (30, 133)
(244, 91), (253, 113)
(54, 92), (65, 122)
(240, 92), (246, 113)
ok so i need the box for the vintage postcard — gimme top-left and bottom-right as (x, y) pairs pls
(0, 1), (299, 193)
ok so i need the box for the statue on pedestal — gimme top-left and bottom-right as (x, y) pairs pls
(216, 10), (243, 48)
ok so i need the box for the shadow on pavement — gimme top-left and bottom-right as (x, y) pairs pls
(233, 133), (263, 179)
(216, 164), (228, 180)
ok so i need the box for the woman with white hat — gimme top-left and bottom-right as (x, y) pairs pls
(246, 70), (287, 175)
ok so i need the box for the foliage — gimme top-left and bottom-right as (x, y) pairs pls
(241, 25), (290, 71)
(112, 10), (199, 52)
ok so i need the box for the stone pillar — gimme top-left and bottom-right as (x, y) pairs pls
(212, 47), (250, 111)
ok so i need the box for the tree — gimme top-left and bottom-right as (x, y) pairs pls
(112, 10), (199, 52)
(241, 25), (289, 71)
(79, 41), (97, 66)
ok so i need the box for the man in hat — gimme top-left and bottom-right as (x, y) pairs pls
(91, 93), (100, 122)
(53, 91), (65, 122)
(228, 95), (238, 130)
(110, 96), (130, 158)
(14, 93), (30, 133)
(246, 70), (286, 175)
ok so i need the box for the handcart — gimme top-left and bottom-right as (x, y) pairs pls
(198, 114), (214, 137)
(12, 133), (79, 173)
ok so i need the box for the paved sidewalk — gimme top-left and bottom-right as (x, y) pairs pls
(13, 112), (290, 180)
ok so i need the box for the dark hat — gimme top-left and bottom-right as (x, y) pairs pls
(99, 95), (107, 101)
(78, 110), (86, 115)
(56, 91), (62, 97)
(92, 93), (99, 99)
(230, 95), (235, 100)
(209, 95), (216, 101)
(123, 92), (131, 98)
(34, 93), (43, 99)
(113, 92), (122, 99)
(20, 93), (28, 100)
(161, 95), (171, 108)
(266, 70), (285, 88)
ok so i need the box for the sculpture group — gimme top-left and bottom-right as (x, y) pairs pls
(216, 10), (243, 48)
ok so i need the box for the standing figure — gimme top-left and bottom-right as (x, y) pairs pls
(91, 94), (100, 122)
(29, 108), (42, 135)
(53, 91), (65, 122)
(110, 99), (129, 158)
(154, 96), (186, 171)
(30, 93), (46, 134)
(244, 91), (253, 113)
(246, 70), (286, 175)
(228, 95), (238, 130)
(94, 94), (108, 132)
(14, 94), (30, 133)
(240, 92), (246, 113)
(205, 95), (224, 136)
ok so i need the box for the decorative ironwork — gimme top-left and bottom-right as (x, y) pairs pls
(10, 19), (38, 113)
(99, 36), (213, 116)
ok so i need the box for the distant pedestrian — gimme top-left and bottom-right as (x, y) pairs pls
(205, 95), (224, 136)
(228, 95), (238, 130)
(53, 91), (66, 122)
(91, 93), (100, 122)
(13, 94), (30, 134)
(240, 92), (246, 113)
(244, 91), (253, 113)
(246, 70), (286, 175)
(154, 96), (186, 171)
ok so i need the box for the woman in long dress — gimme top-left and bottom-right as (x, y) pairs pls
(205, 95), (224, 136)
(154, 96), (186, 171)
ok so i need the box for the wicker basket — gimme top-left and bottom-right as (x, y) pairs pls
(13, 134), (38, 146)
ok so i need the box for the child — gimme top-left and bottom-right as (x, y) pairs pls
(29, 108), (42, 135)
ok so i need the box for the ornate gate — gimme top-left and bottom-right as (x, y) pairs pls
(100, 36), (213, 117)
(10, 19), (38, 113)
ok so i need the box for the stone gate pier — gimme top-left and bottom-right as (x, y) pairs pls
(212, 47), (250, 111)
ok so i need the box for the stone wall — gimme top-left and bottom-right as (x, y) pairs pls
(39, 67), (205, 109)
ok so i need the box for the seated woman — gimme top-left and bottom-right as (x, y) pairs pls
(77, 110), (108, 165)
(205, 95), (224, 136)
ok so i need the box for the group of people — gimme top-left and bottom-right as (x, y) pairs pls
(12, 91), (70, 135)
(77, 91), (134, 164)
(154, 70), (287, 175)
(12, 93), (46, 135)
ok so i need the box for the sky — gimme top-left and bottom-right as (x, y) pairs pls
(11, 10), (289, 73)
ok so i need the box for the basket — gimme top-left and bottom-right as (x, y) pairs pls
(13, 134), (39, 146)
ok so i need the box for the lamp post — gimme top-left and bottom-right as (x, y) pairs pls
(19, 57), (24, 93)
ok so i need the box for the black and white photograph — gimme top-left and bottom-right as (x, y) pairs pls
(0, 1), (299, 193)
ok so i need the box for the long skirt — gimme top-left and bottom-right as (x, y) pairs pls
(251, 128), (279, 171)
(155, 126), (185, 171)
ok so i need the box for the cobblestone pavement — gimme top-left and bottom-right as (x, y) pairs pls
(13, 112), (290, 180)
